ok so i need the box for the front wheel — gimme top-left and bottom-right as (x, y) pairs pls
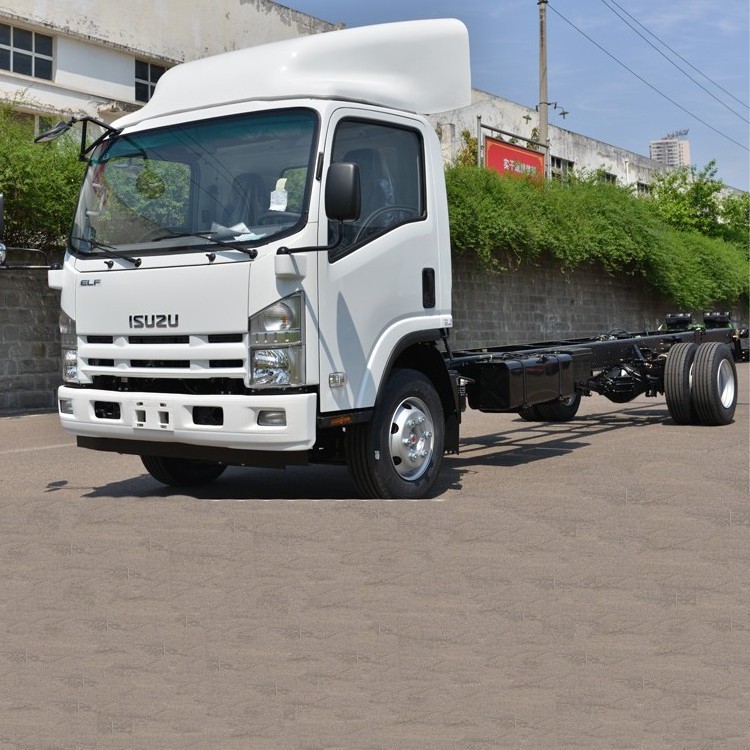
(141, 455), (226, 487)
(346, 369), (444, 499)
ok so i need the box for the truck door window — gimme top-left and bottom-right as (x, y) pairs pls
(329, 119), (424, 257)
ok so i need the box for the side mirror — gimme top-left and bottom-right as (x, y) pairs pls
(325, 162), (361, 222)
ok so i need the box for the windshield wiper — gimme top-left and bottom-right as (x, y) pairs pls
(71, 236), (142, 267)
(150, 229), (258, 259)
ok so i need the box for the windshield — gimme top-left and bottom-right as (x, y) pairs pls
(71, 108), (318, 255)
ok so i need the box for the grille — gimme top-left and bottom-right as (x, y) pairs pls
(80, 331), (247, 384)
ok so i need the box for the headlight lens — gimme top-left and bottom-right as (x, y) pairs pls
(260, 301), (295, 333)
(59, 311), (79, 383)
(248, 293), (304, 387)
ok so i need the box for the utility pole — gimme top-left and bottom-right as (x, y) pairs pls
(538, 0), (549, 178)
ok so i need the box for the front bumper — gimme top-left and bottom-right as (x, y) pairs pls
(57, 386), (317, 452)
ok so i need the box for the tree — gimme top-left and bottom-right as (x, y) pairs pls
(453, 129), (478, 167)
(718, 191), (750, 249)
(0, 102), (84, 252)
(648, 160), (745, 243)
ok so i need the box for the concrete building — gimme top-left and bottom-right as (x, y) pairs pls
(1, 0), (666, 188)
(430, 89), (665, 191)
(0, 0), (336, 127)
(649, 131), (692, 169)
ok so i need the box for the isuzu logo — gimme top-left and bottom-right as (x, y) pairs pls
(128, 314), (180, 329)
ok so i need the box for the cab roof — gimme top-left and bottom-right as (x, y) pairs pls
(115, 19), (471, 129)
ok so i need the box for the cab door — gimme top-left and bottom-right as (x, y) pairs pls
(316, 109), (444, 415)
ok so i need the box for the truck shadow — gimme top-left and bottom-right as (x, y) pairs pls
(441, 401), (671, 473)
(74, 402), (679, 501)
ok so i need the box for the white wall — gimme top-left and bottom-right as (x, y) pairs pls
(0, 0), (335, 118)
(0, 0), (334, 62)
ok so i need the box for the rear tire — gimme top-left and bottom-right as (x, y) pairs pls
(664, 342), (698, 425)
(517, 405), (543, 421)
(535, 393), (581, 422)
(691, 342), (737, 425)
(346, 369), (444, 499)
(141, 455), (226, 487)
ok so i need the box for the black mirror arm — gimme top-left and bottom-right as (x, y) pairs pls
(276, 222), (344, 255)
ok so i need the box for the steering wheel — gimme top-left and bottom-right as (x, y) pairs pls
(353, 205), (418, 244)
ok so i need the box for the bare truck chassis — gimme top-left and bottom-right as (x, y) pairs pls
(447, 312), (746, 428)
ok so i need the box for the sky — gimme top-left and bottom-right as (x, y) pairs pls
(284, 0), (749, 190)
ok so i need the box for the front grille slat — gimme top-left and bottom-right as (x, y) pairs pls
(129, 335), (190, 345)
(80, 332), (247, 381)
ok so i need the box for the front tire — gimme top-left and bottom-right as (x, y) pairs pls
(141, 455), (226, 487)
(346, 369), (444, 499)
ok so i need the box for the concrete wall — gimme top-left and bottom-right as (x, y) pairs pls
(0, 261), (61, 412)
(3, 251), (738, 414)
(451, 253), (678, 351)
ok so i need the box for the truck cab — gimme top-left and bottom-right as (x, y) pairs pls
(48, 20), (472, 498)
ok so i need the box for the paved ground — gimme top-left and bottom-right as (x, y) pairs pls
(0, 365), (748, 749)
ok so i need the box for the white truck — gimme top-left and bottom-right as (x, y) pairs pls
(33, 20), (741, 498)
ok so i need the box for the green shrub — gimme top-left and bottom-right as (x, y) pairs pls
(0, 103), (84, 252)
(445, 165), (749, 309)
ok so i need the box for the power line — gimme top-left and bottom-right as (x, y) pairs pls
(604, 0), (749, 112)
(546, 3), (749, 152)
(600, 0), (749, 123)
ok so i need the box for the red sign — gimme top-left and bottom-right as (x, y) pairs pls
(485, 136), (544, 178)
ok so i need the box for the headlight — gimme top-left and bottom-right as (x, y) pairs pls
(248, 293), (304, 387)
(59, 311), (80, 383)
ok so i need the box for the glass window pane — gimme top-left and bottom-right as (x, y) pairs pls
(35, 33), (53, 56)
(34, 56), (52, 80)
(0, 24), (10, 46)
(135, 81), (149, 102)
(0, 49), (9, 70)
(14, 28), (32, 51)
(135, 59), (148, 81)
(150, 64), (165, 83)
(13, 51), (32, 76)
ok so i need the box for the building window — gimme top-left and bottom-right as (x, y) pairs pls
(601, 172), (617, 184)
(0, 23), (53, 80)
(636, 182), (651, 196)
(551, 156), (574, 181)
(135, 60), (166, 103)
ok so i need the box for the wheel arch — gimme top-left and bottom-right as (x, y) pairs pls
(375, 331), (460, 453)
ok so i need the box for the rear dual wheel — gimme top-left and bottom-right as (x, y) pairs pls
(664, 341), (737, 426)
(692, 342), (737, 425)
(664, 342), (698, 424)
